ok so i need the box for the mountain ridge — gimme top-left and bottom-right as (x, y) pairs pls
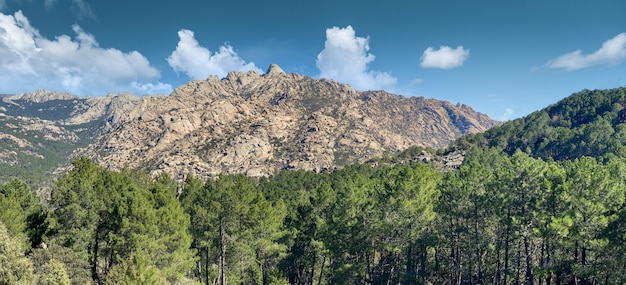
(80, 65), (498, 180)
(0, 65), (498, 183)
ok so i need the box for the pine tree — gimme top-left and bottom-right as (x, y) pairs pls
(0, 220), (34, 284)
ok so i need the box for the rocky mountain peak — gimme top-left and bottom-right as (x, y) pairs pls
(265, 64), (285, 76)
(80, 71), (499, 180)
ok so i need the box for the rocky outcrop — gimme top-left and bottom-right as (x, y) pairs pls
(2, 89), (140, 126)
(81, 64), (499, 180)
(3, 89), (79, 103)
(65, 92), (140, 125)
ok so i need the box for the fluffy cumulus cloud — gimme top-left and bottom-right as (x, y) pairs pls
(0, 11), (172, 95)
(315, 25), (397, 91)
(420, 46), (470, 69)
(167, 29), (262, 79)
(545, 33), (626, 71)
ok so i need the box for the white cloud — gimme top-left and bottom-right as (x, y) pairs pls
(0, 11), (171, 95)
(71, 0), (95, 20)
(411, 78), (424, 85)
(167, 29), (262, 79)
(315, 25), (397, 91)
(131, 82), (173, 95)
(545, 33), (626, 71)
(4, 0), (94, 19)
(420, 46), (470, 69)
(495, 108), (515, 121)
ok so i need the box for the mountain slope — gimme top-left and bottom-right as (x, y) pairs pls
(82, 64), (498, 179)
(0, 90), (140, 184)
(449, 87), (626, 160)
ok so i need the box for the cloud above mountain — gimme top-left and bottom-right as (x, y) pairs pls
(316, 25), (397, 91)
(420, 45), (470, 69)
(4, 0), (95, 19)
(167, 29), (262, 79)
(545, 33), (626, 71)
(0, 11), (171, 95)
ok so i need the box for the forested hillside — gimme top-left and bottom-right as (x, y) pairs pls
(2, 152), (625, 284)
(0, 90), (139, 186)
(3, 88), (626, 284)
(450, 87), (626, 160)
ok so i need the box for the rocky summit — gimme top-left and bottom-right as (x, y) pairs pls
(77, 64), (498, 180)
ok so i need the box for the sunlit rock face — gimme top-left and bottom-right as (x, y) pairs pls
(80, 64), (498, 180)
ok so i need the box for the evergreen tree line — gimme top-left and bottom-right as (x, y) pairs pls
(1, 150), (625, 284)
(451, 88), (626, 161)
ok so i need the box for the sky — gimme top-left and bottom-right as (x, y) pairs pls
(1, 1), (626, 120)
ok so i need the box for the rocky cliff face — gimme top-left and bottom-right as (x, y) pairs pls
(81, 64), (499, 180)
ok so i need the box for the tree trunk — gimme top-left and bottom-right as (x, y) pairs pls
(309, 250), (316, 285)
(318, 255), (326, 285)
(435, 245), (440, 275)
(504, 208), (511, 285)
(449, 216), (457, 284)
(205, 247), (210, 285)
(516, 239), (521, 285)
(420, 244), (427, 284)
(581, 246), (586, 266)
(219, 218), (226, 285)
(495, 223), (502, 285)
(574, 240), (579, 264)
(474, 202), (483, 285)
(406, 241), (415, 285)
(92, 223), (102, 283)
(524, 233), (534, 285)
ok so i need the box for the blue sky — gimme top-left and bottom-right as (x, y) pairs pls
(1, 0), (625, 120)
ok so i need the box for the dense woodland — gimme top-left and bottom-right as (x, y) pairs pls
(2, 150), (626, 285)
(2, 88), (626, 284)
(450, 88), (626, 161)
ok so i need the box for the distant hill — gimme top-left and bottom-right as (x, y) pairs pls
(0, 90), (140, 185)
(449, 87), (626, 160)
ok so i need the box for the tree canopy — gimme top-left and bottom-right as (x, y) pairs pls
(5, 85), (626, 284)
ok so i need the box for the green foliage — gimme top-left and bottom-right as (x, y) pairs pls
(30, 244), (92, 285)
(0, 220), (34, 285)
(450, 87), (626, 160)
(181, 174), (287, 285)
(0, 179), (48, 251)
(0, 190), (27, 242)
(47, 157), (194, 284)
(5, 132), (626, 285)
(104, 250), (168, 285)
(0, 104), (103, 187)
(37, 259), (71, 285)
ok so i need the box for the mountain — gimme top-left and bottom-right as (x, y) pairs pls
(448, 87), (626, 160)
(0, 65), (498, 183)
(0, 90), (140, 184)
(80, 64), (497, 180)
